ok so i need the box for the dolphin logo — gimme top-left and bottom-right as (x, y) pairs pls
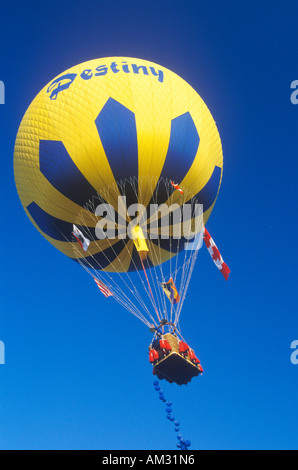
(47, 73), (77, 100)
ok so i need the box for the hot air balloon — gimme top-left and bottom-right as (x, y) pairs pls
(14, 57), (226, 384)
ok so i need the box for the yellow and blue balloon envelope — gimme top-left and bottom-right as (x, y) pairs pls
(14, 57), (223, 272)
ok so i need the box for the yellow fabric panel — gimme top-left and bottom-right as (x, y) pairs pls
(102, 240), (134, 273)
(146, 240), (177, 267)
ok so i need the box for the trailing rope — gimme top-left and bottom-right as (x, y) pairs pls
(152, 379), (192, 450)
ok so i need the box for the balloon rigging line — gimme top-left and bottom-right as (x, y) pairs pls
(50, 178), (204, 333)
(140, 255), (160, 323)
(53, 221), (155, 328)
(76, 202), (159, 325)
(80, 194), (160, 324)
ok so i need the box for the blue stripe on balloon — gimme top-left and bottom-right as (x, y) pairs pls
(75, 240), (127, 270)
(27, 201), (125, 268)
(95, 98), (138, 206)
(155, 165), (221, 229)
(160, 112), (200, 182)
(26, 202), (96, 242)
(147, 164), (221, 221)
(39, 140), (97, 206)
(96, 98), (138, 182)
(144, 166), (222, 255)
(193, 165), (221, 211)
(26, 202), (73, 241)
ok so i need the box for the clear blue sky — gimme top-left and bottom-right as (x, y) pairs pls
(0, 0), (298, 450)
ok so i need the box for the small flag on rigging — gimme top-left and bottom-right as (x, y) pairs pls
(72, 224), (90, 252)
(161, 278), (180, 304)
(93, 278), (113, 298)
(170, 180), (184, 194)
(203, 228), (230, 281)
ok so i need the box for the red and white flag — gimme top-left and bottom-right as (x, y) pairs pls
(93, 278), (113, 298)
(203, 228), (230, 281)
(170, 180), (184, 194)
(72, 224), (90, 252)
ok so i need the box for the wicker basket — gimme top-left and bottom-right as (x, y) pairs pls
(150, 333), (200, 385)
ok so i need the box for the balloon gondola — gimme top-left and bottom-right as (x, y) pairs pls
(148, 320), (203, 385)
